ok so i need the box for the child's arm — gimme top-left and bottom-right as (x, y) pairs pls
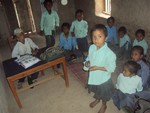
(12, 45), (20, 58)
(55, 12), (59, 28)
(113, 26), (118, 45)
(27, 38), (39, 50)
(137, 78), (143, 92)
(59, 34), (64, 49)
(70, 22), (75, 37)
(89, 66), (107, 71)
(71, 36), (77, 50)
(90, 52), (117, 72)
(40, 13), (44, 34)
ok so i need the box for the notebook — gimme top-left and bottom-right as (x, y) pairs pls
(15, 55), (41, 69)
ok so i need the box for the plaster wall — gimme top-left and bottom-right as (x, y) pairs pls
(74, 0), (108, 35)
(111, 0), (150, 59)
(0, 5), (10, 40)
(0, 52), (19, 113)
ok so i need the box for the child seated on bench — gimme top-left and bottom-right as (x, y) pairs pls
(12, 28), (39, 89)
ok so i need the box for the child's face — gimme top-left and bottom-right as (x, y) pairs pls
(63, 26), (69, 35)
(107, 19), (114, 28)
(92, 30), (106, 48)
(118, 31), (125, 38)
(123, 66), (132, 77)
(136, 33), (144, 41)
(76, 13), (83, 21)
(17, 34), (25, 43)
(45, 2), (52, 11)
(131, 50), (143, 62)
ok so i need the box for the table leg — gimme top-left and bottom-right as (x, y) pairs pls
(8, 79), (22, 108)
(62, 59), (69, 87)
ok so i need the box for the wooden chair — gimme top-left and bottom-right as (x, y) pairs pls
(7, 35), (17, 51)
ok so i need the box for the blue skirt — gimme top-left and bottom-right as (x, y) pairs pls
(112, 90), (150, 110)
(88, 79), (114, 101)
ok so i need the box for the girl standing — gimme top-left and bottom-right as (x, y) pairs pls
(87, 24), (116, 113)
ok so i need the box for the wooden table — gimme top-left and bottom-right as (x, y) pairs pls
(2, 56), (69, 108)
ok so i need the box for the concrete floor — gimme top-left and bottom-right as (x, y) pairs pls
(1, 34), (124, 113)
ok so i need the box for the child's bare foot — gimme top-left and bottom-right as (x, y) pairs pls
(88, 89), (91, 94)
(89, 99), (100, 108)
(54, 70), (60, 75)
(98, 105), (107, 113)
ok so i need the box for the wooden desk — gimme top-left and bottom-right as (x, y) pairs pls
(3, 56), (69, 108)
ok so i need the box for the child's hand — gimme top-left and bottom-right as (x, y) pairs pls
(89, 66), (98, 71)
(84, 61), (90, 67)
(32, 49), (38, 56)
(71, 32), (75, 37)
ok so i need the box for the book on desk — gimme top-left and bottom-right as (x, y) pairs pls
(15, 54), (41, 69)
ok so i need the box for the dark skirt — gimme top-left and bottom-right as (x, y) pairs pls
(76, 37), (89, 52)
(88, 79), (114, 101)
(112, 90), (150, 110)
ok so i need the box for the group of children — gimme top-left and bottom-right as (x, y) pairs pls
(84, 24), (150, 113)
(40, 0), (88, 61)
(11, 0), (150, 113)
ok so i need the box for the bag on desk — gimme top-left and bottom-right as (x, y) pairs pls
(40, 47), (64, 62)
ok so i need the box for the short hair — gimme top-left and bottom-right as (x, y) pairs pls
(61, 22), (70, 31)
(44, 0), (53, 7)
(91, 24), (107, 37)
(118, 26), (127, 34)
(124, 60), (141, 75)
(75, 9), (84, 16)
(131, 46), (144, 55)
(135, 29), (145, 37)
(107, 16), (115, 23)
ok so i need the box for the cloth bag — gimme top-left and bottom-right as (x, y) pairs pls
(40, 47), (64, 62)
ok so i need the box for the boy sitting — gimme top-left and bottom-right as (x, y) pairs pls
(12, 28), (39, 89)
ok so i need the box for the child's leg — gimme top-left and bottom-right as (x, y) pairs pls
(30, 72), (39, 81)
(98, 100), (107, 113)
(45, 35), (55, 48)
(89, 99), (100, 108)
(52, 66), (59, 75)
(45, 35), (51, 47)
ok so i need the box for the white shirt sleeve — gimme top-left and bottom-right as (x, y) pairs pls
(12, 44), (19, 58)
(116, 73), (121, 89)
(137, 77), (143, 92)
(26, 38), (39, 50)
(70, 22), (75, 33)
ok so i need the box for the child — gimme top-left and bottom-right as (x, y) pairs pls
(59, 22), (81, 61)
(40, 0), (59, 48)
(112, 60), (143, 111)
(117, 26), (131, 60)
(131, 46), (150, 90)
(12, 28), (39, 89)
(106, 16), (118, 52)
(133, 29), (148, 56)
(70, 9), (88, 61)
(87, 24), (116, 113)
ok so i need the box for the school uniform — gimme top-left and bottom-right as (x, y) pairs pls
(133, 39), (148, 55)
(70, 19), (88, 52)
(40, 10), (59, 47)
(12, 38), (39, 83)
(106, 25), (118, 53)
(118, 34), (131, 59)
(88, 43), (116, 101)
(59, 33), (81, 61)
(113, 73), (150, 110)
(59, 33), (76, 50)
(12, 38), (39, 58)
(137, 60), (150, 89)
